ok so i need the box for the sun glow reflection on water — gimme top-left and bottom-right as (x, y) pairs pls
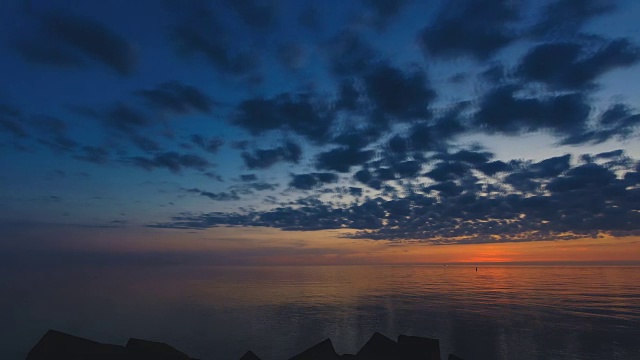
(2, 265), (639, 360)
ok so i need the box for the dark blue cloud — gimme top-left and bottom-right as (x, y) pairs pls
(137, 81), (214, 114)
(316, 146), (375, 173)
(233, 93), (333, 143)
(441, 150), (492, 165)
(240, 174), (258, 182)
(517, 38), (640, 90)
(74, 146), (110, 164)
(419, 0), (521, 60)
(129, 152), (211, 173)
(561, 103), (640, 145)
(361, 0), (413, 29)
(190, 135), (224, 154)
(12, 40), (85, 69)
(531, 0), (616, 38)
(129, 134), (160, 152)
(0, 105), (28, 138)
(477, 160), (511, 176)
(425, 181), (465, 197)
(242, 141), (302, 169)
(290, 172), (339, 190)
(38, 135), (78, 153)
(475, 85), (591, 137)
(105, 103), (151, 132)
(225, 0), (278, 29)
(277, 43), (307, 71)
(327, 30), (379, 77)
(504, 155), (572, 192)
(168, 1), (258, 76)
(426, 162), (471, 182)
(184, 188), (240, 201)
(394, 160), (422, 178)
(363, 64), (436, 122)
(547, 163), (616, 193)
(15, 12), (136, 75)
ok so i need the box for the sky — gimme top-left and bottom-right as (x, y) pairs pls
(1, 0), (640, 265)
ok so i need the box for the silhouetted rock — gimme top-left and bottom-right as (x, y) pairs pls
(25, 330), (459, 360)
(240, 350), (262, 360)
(26, 329), (127, 360)
(397, 334), (441, 360)
(289, 338), (340, 360)
(356, 332), (399, 360)
(125, 338), (192, 360)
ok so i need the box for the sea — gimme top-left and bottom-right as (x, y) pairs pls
(1, 264), (639, 360)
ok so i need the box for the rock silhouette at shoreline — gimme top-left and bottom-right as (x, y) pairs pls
(25, 329), (464, 360)
(26, 330), (198, 360)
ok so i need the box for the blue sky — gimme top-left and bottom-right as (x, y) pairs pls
(1, 0), (640, 262)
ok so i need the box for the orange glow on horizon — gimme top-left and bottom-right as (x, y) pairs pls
(15, 224), (640, 265)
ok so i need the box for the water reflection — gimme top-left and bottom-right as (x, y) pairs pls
(2, 265), (639, 360)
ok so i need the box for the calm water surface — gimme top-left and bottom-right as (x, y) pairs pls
(1, 265), (639, 360)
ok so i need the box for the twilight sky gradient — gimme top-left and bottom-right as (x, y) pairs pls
(1, 0), (640, 264)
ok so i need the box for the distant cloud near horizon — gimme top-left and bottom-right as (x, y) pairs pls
(151, 150), (640, 245)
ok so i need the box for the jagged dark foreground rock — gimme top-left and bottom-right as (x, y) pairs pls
(25, 330), (464, 360)
(26, 330), (198, 360)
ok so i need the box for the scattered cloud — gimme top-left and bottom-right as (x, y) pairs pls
(517, 37), (640, 90)
(129, 152), (211, 173)
(151, 151), (640, 244)
(184, 188), (240, 201)
(0, 105), (28, 138)
(225, 0), (279, 29)
(531, 0), (616, 38)
(290, 172), (339, 190)
(474, 85), (591, 137)
(233, 93), (333, 143)
(167, 1), (258, 76)
(190, 135), (224, 153)
(137, 81), (214, 114)
(419, 0), (521, 60)
(5, 0), (640, 247)
(241, 141), (302, 169)
(14, 12), (136, 75)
